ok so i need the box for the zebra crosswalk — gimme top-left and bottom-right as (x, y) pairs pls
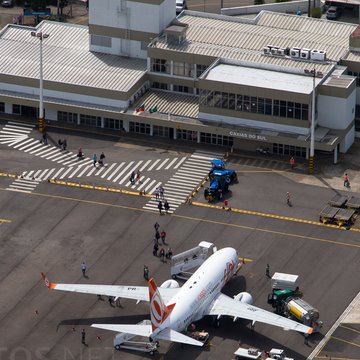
(142, 150), (223, 214)
(6, 177), (40, 193)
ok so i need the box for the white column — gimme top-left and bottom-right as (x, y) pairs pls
(197, 131), (200, 143)
(334, 144), (338, 164)
(173, 127), (177, 140)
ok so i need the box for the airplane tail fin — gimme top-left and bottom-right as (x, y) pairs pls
(148, 278), (175, 331)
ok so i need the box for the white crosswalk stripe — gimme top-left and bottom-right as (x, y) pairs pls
(6, 177), (39, 193)
(143, 150), (223, 214)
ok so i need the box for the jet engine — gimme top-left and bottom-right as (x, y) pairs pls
(160, 279), (180, 288)
(234, 292), (253, 305)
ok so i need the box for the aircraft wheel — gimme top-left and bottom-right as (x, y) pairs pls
(114, 345), (121, 351)
(172, 275), (177, 279)
(150, 351), (154, 356)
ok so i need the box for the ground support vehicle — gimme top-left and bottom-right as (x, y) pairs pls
(113, 320), (158, 355)
(234, 347), (294, 360)
(267, 289), (296, 314)
(283, 297), (322, 332)
(170, 241), (217, 280)
(270, 273), (299, 291)
(205, 159), (237, 202)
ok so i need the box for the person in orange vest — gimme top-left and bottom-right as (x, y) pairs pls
(290, 156), (295, 170)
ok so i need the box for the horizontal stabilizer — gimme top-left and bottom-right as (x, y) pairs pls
(156, 328), (204, 347)
(91, 324), (152, 337)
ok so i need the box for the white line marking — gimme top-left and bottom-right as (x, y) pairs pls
(173, 156), (187, 169)
(147, 159), (161, 171)
(107, 163), (124, 181)
(137, 177), (150, 190)
(139, 159), (152, 172)
(113, 161), (134, 183)
(165, 157), (178, 170)
(77, 165), (93, 177)
(101, 163), (117, 178)
(156, 158), (169, 171)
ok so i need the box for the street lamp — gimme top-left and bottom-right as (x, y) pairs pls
(31, 31), (49, 133)
(309, 68), (316, 174)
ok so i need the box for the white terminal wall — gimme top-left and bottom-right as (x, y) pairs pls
(89, 0), (175, 34)
(0, 83), (128, 113)
(317, 90), (356, 130)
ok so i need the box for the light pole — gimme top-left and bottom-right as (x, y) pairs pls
(309, 68), (316, 174)
(31, 31), (49, 133)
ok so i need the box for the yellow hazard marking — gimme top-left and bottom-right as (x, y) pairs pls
(0, 172), (17, 178)
(330, 335), (360, 348)
(340, 325), (360, 334)
(191, 201), (360, 233)
(0, 218), (11, 224)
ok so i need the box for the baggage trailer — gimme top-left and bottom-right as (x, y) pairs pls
(171, 241), (217, 280)
(319, 205), (356, 227)
(346, 196), (360, 211)
(270, 273), (299, 291)
(328, 194), (348, 207)
(113, 320), (158, 355)
(234, 347), (262, 359)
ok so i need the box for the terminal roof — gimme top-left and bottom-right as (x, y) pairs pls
(0, 21), (147, 93)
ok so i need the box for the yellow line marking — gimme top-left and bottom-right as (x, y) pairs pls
(0, 218), (11, 223)
(339, 325), (360, 334)
(191, 201), (360, 233)
(2, 186), (359, 248)
(330, 335), (360, 348)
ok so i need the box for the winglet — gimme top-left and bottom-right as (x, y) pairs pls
(41, 272), (57, 289)
(148, 278), (175, 331)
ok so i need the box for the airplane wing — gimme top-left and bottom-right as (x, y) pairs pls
(40, 273), (179, 303)
(205, 293), (313, 334)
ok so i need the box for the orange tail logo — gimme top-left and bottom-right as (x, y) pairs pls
(149, 278), (175, 331)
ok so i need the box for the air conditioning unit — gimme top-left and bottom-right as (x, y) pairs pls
(271, 47), (279, 55)
(290, 48), (300, 58)
(277, 48), (285, 56)
(310, 49), (327, 62)
(263, 47), (271, 55)
(300, 49), (310, 59)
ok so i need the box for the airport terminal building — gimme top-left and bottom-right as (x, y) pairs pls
(0, 0), (360, 161)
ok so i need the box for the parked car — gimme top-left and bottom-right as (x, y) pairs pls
(176, 0), (187, 15)
(2, 0), (14, 7)
(326, 6), (341, 20)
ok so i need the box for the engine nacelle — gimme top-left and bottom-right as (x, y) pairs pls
(233, 292), (253, 322)
(234, 292), (253, 305)
(160, 279), (180, 288)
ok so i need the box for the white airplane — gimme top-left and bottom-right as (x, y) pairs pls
(41, 247), (312, 347)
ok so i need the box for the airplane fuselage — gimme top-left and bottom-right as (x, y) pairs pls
(157, 247), (239, 334)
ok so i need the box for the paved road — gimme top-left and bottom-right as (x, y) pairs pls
(0, 121), (360, 360)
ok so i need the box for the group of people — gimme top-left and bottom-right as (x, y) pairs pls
(92, 152), (106, 167)
(154, 185), (165, 200)
(130, 169), (141, 184)
(153, 222), (173, 262)
(158, 199), (170, 215)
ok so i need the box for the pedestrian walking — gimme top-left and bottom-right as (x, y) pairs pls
(62, 138), (67, 151)
(81, 261), (86, 277)
(153, 242), (159, 256)
(154, 230), (160, 244)
(158, 200), (163, 215)
(155, 187), (160, 200)
(143, 265), (149, 280)
(92, 154), (97, 167)
(42, 131), (48, 145)
(164, 200), (170, 214)
(159, 185), (165, 199)
(129, 170), (135, 183)
(108, 296), (114, 307)
(344, 173), (350, 188)
(77, 148), (84, 159)
(160, 230), (166, 244)
(154, 222), (160, 232)
(81, 328), (86, 345)
(304, 333), (309, 345)
(266, 263), (270, 278)
(166, 247), (173, 259)
(58, 139), (63, 148)
(286, 192), (292, 206)
(99, 152), (105, 167)
(159, 248), (165, 262)
(290, 156), (295, 170)
(136, 169), (141, 183)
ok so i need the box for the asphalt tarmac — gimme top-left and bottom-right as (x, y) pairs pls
(0, 121), (360, 360)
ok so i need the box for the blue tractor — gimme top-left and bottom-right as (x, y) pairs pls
(204, 159), (238, 202)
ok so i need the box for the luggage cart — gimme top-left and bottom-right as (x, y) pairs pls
(113, 320), (158, 355)
(346, 196), (360, 212)
(328, 194), (348, 208)
(319, 205), (339, 224)
(334, 208), (356, 227)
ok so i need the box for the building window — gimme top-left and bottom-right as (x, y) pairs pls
(151, 82), (169, 90)
(129, 121), (150, 134)
(90, 34), (111, 48)
(58, 111), (78, 123)
(200, 132), (234, 147)
(104, 118), (123, 130)
(273, 143), (306, 158)
(12, 104), (21, 114)
(173, 85), (193, 94)
(151, 58), (170, 74)
(173, 62), (193, 77)
(196, 64), (208, 78)
(153, 125), (169, 137)
(0, 102), (4, 113)
(80, 114), (101, 127)
(176, 129), (197, 141)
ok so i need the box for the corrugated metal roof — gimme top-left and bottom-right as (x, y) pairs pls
(132, 90), (199, 118)
(0, 22), (147, 92)
(153, 11), (356, 71)
(344, 51), (360, 62)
